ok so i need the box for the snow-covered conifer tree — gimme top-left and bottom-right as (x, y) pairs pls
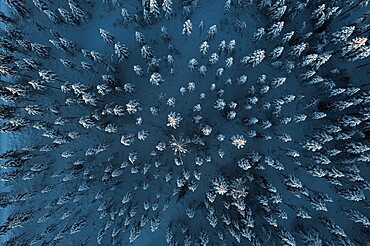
(43, 10), (64, 24)
(121, 8), (132, 25)
(209, 53), (219, 64)
(31, 43), (51, 58)
(183, 19), (193, 39)
(114, 43), (130, 61)
(241, 49), (265, 67)
(290, 42), (308, 57)
(198, 65), (207, 76)
(227, 39), (236, 53)
(188, 58), (198, 71)
(270, 5), (286, 20)
(68, 1), (86, 22)
(270, 46), (284, 59)
(134, 65), (144, 77)
(126, 100), (141, 114)
(224, 0), (231, 13)
(231, 135), (247, 149)
(206, 25), (217, 40)
(99, 28), (115, 45)
(150, 72), (164, 86)
(252, 28), (265, 42)
(271, 77), (286, 88)
(199, 41), (209, 55)
(342, 37), (367, 57)
(58, 8), (79, 25)
(167, 112), (182, 129)
(141, 45), (154, 61)
(135, 31), (146, 46)
(345, 209), (370, 226)
(267, 21), (284, 39)
(6, 0), (28, 17)
(281, 31), (294, 44)
(331, 26), (355, 44)
(149, 0), (160, 18)
(225, 57), (233, 68)
(162, 0), (173, 19)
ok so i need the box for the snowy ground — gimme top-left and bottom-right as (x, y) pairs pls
(0, 0), (370, 245)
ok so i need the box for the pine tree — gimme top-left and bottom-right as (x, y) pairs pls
(129, 223), (142, 243)
(269, 5), (287, 20)
(149, 0), (160, 19)
(99, 28), (115, 45)
(141, 45), (154, 61)
(267, 21), (284, 39)
(167, 112), (182, 129)
(270, 46), (284, 59)
(33, 0), (48, 12)
(135, 31), (146, 46)
(271, 77), (286, 88)
(225, 57), (233, 68)
(331, 26), (355, 44)
(345, 209), (370, 226)
(90, 51), (104, 63)
(281, 31), (294, 44)
(207, 25), (217, 40)
(68, 1), (87, 22)
(188, 58), (198, 71)
(44, 10), (65, 24)
(134, 65), (144, 76)
(351, 45), (370, 61)
(290, 42), (308, 57)
(198, 65), (207, 76)
(314, 52), (332, 69)
(209, 53), (219, 64)
(58, 8), (79, 25)
(227, 39), (236, 53)
(114, 43), (130, 61)
(31, 43), (52, 58)
(150, 72), (164, 86)
(5, 0), (28, 17)
(121, 8), (132, 25)
(225, 0), (231, 13)
(342, 37), (367, 56)
(252, 28), (265, 42)
(162, 0), (173, 19)
(240, 49), (265, 67)
(278, 229), (296, 246)
(0, 11), (14, 24)
(199, 41), (209, 55)
(183, 19), (193, 39)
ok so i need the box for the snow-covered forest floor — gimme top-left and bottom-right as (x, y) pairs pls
(0, 0), (370, 245)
